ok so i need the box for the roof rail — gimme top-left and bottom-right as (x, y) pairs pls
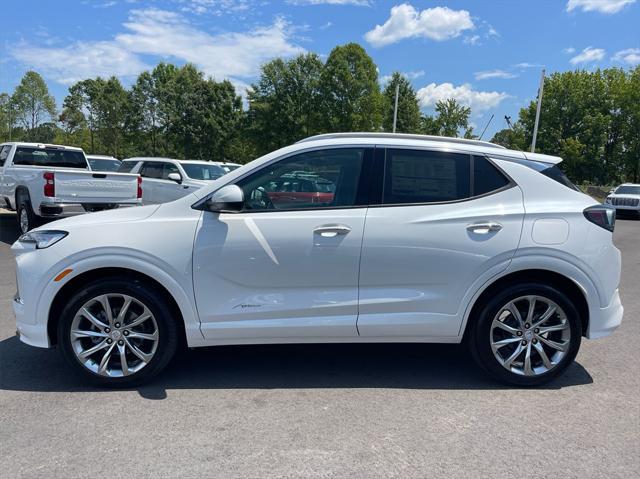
(296, 132), (506, 150)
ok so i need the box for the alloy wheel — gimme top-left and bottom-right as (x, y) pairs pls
(19, 208), (29, 234)
(490, 295), (571, 376)
(69, 294), (159, 377)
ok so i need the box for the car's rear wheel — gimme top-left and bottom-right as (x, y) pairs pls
(58, 278), (179, 387)
(468, 283), (582, 386)
(17, 200), (38, 234)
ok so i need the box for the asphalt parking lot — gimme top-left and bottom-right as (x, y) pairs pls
(0, 209), (638, 478)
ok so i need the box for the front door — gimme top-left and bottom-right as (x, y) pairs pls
(193, 147), (373, 341)
(357, 148), (525, 338)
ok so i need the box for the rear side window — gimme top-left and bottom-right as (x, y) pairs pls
(383, 149), (470, 204)
(518, 159), (580, 191)
(0, 145), (11, 166)
(118, 161), (138, 173)
(473, 155), (510, 196)
(12, 147), (87, 168)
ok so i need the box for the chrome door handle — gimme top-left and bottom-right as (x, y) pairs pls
(466, 222), (503, 234)
(314, 225), (352, 237)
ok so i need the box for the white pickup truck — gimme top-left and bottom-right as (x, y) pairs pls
(0, 142), (142, 233)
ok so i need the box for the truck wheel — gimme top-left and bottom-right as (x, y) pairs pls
(17, 200), (38, 234)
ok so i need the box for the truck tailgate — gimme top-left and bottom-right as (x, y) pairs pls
(52, 170), (139, 203)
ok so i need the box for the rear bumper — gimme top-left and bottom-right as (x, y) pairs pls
(38, 201), (140, 218)
(587, 288), (623, 339)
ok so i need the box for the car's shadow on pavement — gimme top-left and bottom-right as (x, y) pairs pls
(0, 336), (593, 398)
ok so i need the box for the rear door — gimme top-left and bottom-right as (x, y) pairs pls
(357, 148), (524, 338)
(138, 161), (164, 204)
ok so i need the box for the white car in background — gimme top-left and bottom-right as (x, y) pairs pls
(604, 183), (640, 218)
(118, 158), (241, 204)
(12, 133), (623, 387)
(86, 155), (121, 172)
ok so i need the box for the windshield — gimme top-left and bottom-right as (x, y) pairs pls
(615, 185), (640, 195)
(88, 158), (121, 172)
(182, 163), (225, 180)
(13, 147), (87, 168)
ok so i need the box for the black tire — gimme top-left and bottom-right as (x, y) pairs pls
(467, 282), (582, 387)
(16, 198), (38, 234)
(58, 277), (179, 388)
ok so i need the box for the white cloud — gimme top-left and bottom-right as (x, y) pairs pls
(416, 82), (509, 112)
(179, 0), (252, 15)
(514, 62), (544, 69)
(11, 8), (304, 88)
(288, 0), (370, 5)
(463, 35), (481, 46)
(364, 4), (474, 47)
(612, 48), (640, 65)
(566, 0), (636, 14)
(569, 46), (606, 64)
(474, 69), (517, 80)
(380, 69), (425, 84)
(563, 47), (576, 54)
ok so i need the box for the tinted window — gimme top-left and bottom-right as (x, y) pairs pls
(140, 162), (164, 179)
(383, 149), (470, 204)
(237, 148), (365, 211)
(0, 145), (10, 166)
(473, 155), (510, 195)
(519, 159), (580, 191)
(182, 163), (225, 180)
(615, 185), (640, 195)
(13, 147), (87, 168)
(88, 158), (121, 172)
(118, 161), (138, 173)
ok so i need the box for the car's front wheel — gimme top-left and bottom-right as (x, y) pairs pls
(468, 283), (582, 386)
(58, 277), (179, 387)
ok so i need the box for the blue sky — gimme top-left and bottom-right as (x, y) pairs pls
(1, 0), (639, 138)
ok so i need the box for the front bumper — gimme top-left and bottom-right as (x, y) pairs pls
(14, 294), (51, 348)
(587, 288), (623, 339)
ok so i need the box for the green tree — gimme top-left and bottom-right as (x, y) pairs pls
(320, 43), (382, 132)
(0, 93), (12, 141)
(96, 77), (130, 157)
(382, 72), (421, 133)
(64, 78), (106, 152)
(248, 53), (324, 153)
(434, 99), (471, 137)
(10, 71), (56, 140)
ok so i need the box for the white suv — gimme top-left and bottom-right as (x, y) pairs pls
(604, 183), (640, 218)
(11, 133), (623, 387)
(118, 158), (241, 204)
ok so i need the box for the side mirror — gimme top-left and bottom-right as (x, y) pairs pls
(206, 184), (244, 213)
(167, 172), (182, 184)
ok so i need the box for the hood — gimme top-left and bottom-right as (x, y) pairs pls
(608, 193), (640, 199)
(34, 204), (161, 231)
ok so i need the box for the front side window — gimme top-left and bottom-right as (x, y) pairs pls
(383, 149), (470, 204)
(237, 148), (365, 211)
(12, 147), (87, 168)
(161, 163), (180, 180)
(139, 162), (164, 179)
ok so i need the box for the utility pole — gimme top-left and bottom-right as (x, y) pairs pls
(531, 68), (545, 152)
(479, 114), (494, 140)
(392, 82), (399, 133)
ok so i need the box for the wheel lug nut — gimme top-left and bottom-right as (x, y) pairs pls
(115, 322), (121, 328)
(517, 331), (523, 336)
(525, 323), (530, 329)
(532, 339), (538, 344)
(106, 338), (113, 344)
(534, 328), (539, 333)
(118, 340), (124, 346)
(521, 340), (527, 346)
(123, 330), (129, 336)
(105, 328), (110, 333)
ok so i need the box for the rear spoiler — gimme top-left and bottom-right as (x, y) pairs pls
(523, 151), (563, 165)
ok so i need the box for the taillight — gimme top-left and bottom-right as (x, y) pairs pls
(137, 176), (142, 199)
(43, 172), (55, 197)
(584, 205), (616, 232)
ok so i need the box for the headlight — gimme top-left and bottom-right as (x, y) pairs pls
(18, 230), (68, 249)
(605, 197), (612, 203)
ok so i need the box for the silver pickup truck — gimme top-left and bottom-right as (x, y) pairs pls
(0, 142), (142, 233)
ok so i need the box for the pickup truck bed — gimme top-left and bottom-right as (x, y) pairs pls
(0, 142), (142, 232)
